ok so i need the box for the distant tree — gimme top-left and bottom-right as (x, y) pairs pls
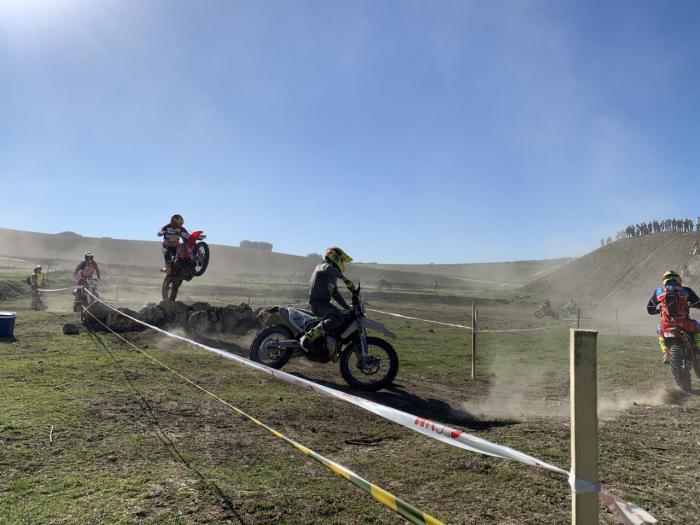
(240, 240), (273, 252)
(306, 253), (322, 260)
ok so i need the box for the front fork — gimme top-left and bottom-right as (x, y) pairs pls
(358, 319), (369, 360)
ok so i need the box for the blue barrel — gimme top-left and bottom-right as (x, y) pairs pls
(0, 312), (16, 338)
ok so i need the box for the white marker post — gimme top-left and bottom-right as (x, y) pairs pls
(570, 329), (598, 525)
(471, 303), (477, 380)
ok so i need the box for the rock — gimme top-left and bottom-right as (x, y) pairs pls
(140, 304), (166, 326)
(82, 302), (113, 330)
(106, 308), (145, 332)
(186, 309), (221, 337)
(158, 300), (190, 324)
(190, 301), (211, 312)
(218, 304), (261, 334)
(62, 323), (80, 335)
(257, 306), (286, 328)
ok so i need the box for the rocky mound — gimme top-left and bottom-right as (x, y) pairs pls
(83, 300), (263, 336)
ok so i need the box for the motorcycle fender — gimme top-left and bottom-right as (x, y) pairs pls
(341, 320), (359, 339)
(278, 308), (304, 336)
(361, 319), (397, 339)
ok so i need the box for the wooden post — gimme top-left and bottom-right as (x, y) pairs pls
(570, 329), (598, 525)
(615, 309), (620, 336)
(471, 303), (477, 380)
(577, 308), (581, 329)
(116, 285), (119, 302)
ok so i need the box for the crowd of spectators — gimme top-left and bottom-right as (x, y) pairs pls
(600, 217), (700, 246)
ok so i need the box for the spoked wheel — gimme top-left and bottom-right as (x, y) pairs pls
(534, 309), (544, 319)
(339, 336), (399, 391)
(249, 325), (295, 369)
(669, 343), (692, 393)
(162, 277), (181, 302)
(192, 241), (210, 277)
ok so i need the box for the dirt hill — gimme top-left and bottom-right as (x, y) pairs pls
(522, 232), (700, 311)
(0, 227), (540, 290)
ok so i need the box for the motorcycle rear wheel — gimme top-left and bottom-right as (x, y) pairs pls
(669, 343), (692, 393)
(249, 325), (295, 369)
(339, 337), (399, 391)
(162, 277), (181, 302)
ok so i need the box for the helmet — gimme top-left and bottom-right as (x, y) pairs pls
(325, 247), (353, 273)
(171, 214), (184, 227)
(34, 265), (42, 273)
(85, 252), (94, 261)
(662, 270), (682, 286)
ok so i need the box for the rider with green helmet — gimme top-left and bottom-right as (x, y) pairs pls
(300, 247), (356, 359)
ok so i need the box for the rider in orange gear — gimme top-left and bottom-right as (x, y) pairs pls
(74, 252), (101, 286)
(647, 271), (700, 364)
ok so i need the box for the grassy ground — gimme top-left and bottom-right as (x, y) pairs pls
(1, 283), (698, 524)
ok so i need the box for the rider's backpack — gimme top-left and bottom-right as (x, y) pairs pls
(663, 286), (683, 318)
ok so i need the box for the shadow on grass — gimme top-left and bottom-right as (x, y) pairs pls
(187, 335), (516, 430)
(292, 372), (517, 431)
(87, 330), (248, 525)
(0, 336), (18, 343)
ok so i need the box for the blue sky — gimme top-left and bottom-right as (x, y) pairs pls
(2, 0), (699, 263)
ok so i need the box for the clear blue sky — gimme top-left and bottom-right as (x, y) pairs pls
(2, 0), (699, 263)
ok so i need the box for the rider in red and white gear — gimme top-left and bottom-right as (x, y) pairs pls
(74, 252), (101, 286)
(158, 214), (190, 273)
(647, 270), (700, 364)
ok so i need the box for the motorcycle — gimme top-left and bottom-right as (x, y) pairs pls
(249, 284), (399, 391)
(534, 305), (559, 320)
(162, 230), (210, 301)
(74, 277), (100, 320)
(560, 304), (578, 319)
(661, 325), (700, 392)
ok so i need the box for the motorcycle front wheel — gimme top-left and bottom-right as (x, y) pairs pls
(339, 336), (399, 391)
(534, 309), (544, 319)
(669, 342), (692, 393)
(192, 241), (210, 277)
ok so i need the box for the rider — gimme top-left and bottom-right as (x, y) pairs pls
(74, 252), (101, 286)
(564, 298), (577, 314)
(300, 247), (356, 359)
(542, 299), (554, 317)
(647, 270), (700, 364)
(29, 265), (45, 298)
(158, 214), (190, 274)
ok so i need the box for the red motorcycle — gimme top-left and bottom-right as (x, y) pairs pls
(162, 231), (210, 301)
(661, 325), (700, 392)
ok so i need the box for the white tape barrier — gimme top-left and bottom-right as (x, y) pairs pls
(367, 308), (569, 333)
(39, 287), (73, 293)
(86, 291), (655, 525)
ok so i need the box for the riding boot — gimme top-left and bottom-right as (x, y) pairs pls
(300, 325), (323, 353)
(693, 333), (700, 350)
(658, 335), (670, 364)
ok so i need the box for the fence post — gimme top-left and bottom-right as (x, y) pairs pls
(576, 308), (581, 329)
(615, 309), (620, 336)
(471, 303), (477, 380)
(570, 329), (598, 525)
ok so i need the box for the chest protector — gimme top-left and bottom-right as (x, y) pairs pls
(659, 286), (689, 322)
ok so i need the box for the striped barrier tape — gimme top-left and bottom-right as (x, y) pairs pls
(38, 287), (74, 293)
(82, 307), (444, 525)
(84, 290), (656, 525)
(367, 308), (572, 333)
